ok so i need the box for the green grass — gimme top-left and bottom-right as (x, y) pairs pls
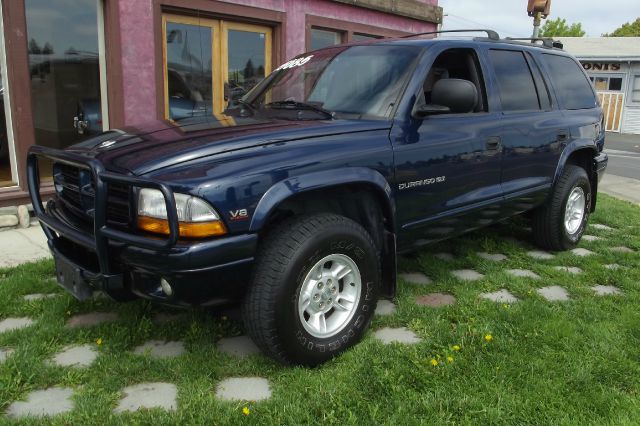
(1, 194), (639, 425)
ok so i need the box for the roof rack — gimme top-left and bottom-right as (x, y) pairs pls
(505, 37), (564, 49)
(401, 29), (500, 41)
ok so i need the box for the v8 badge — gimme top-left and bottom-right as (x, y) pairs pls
(229, 209), (249, 221)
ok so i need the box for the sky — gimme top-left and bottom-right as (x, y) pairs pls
(438, 0), (640, 38)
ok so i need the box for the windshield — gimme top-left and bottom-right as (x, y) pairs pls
(234, 45), (421, 120)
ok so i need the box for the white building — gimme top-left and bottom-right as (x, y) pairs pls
(558, 37), (640, 134)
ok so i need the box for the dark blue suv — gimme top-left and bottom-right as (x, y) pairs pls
(28, 31), (608, 366)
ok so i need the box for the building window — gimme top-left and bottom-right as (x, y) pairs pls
(0, 7), (16, 187)
(352, 33), (383, 42)
(162, 14), (272, 119)
(632, 76), (640, 103)
(590, 75), (625, 92)
(310, 28), (343, 50)
(25, 0), (107, 178)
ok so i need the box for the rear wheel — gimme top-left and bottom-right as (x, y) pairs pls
(242, 213), (380, 366)
(532, 164), (591, 251)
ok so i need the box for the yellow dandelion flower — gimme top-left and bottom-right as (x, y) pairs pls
(447, 356), (454, 363)
(96, 338), (103, 345)
(484, 334), (493, 342)
(242, 407), (250, 416)
(430, 358), (438, 366)
(452, 345), (461, 351)
(222, 316), (228, 321)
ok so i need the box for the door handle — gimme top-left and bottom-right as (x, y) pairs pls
(486, 136), (501, 150)
(557, 131), (569, 142)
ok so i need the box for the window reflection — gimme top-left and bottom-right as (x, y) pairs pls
(0, 59), (13, 187)
(26, 0), (103, 151)
(226, 29), (266, 105)
(166, 22), (212, 120)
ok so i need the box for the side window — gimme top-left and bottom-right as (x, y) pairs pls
(422, 48), (488, 113)
(542, 54), (597, 110)
(525, 53), (552, 111)
(488, 49), (540, 112)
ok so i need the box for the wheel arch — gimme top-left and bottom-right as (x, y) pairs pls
(553, 141), (599, 212)
(250, 167), (398, 297)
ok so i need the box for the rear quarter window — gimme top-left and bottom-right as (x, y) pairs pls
(542, 54), (597, 110)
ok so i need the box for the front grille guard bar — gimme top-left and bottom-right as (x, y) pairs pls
(27, 145), (179, 276)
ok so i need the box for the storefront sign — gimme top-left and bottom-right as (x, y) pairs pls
(582, 62), (621, 72)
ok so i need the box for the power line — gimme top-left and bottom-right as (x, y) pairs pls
(443, 13), (523, 38)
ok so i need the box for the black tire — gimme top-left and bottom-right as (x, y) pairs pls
(242, 213), (380, 366)
(532, 164), (591, 251)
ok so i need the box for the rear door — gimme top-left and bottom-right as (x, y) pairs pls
(486, 48), (566, 212)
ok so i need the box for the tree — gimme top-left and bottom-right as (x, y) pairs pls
(603, 18), (640, 36)
(243, 59), (255, 80)
(28, 38), (41, 54)
(539, 18), (586, 37)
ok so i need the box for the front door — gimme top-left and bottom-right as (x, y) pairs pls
(162, 14), (272, 120)
(392, 46), (504, 251)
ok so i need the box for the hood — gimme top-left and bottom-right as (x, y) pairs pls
(67, 115), (390, 175)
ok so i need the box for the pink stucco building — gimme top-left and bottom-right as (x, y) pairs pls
(0, 0), (441, 206)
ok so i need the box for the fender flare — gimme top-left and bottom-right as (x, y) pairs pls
(249, 167), (395, 232)
(552, 139), (598, 187)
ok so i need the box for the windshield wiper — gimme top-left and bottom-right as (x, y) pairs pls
(265, 100), (334, 119)
(234, 98), (256, 112)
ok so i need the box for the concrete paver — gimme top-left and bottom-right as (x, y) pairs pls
(553, 266), (583, 274)
(399, 273), (431, 285)
(0, 347), (14, 362)
(415, 293), (456, 307)
(0, 317), (35, 333)
(6, 387), (74, 417)
(571, 248), (595, 257)
(506, 269), (540, 279)
(215, 377), (272, 401)
(0, 226), (50, 268)
(527, 250), (554, 260)
(451, 269), (484, 281)
(477, 252), (507, 261)
(52, 344), (98, 368)
(217, 336), (261, 358)
(480, 289), (519, 303)
(374, 299), (396, 316)
(133, 340), (185, 359)
(66, 312), (118, 328)
(537, 286), (570, 302)
(115, 382), (177, 412)
(591, 285), (623, 296)
(373, 327), (421, 344)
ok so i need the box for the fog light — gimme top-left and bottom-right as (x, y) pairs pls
(160, 278), (173, 296)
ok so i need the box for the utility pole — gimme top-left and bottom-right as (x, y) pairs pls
(527, 0), (551, 38)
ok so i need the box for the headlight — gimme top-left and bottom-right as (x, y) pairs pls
(137, 188), (226, 238)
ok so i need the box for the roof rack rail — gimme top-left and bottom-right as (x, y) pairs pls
(505, 37), (564, 49)
(401, 29), (500, 41)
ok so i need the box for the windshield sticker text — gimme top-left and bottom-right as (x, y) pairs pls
(276, 55), (314, 71)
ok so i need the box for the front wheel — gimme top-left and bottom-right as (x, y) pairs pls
(532, 164), (591, 251)
(242, 213), (380, 366)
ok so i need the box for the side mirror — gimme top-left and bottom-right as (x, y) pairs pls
(431, 78), (478, 114)
(413, 78), (479, 118)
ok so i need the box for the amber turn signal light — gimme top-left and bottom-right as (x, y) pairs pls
(137, 216), (227, 238)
